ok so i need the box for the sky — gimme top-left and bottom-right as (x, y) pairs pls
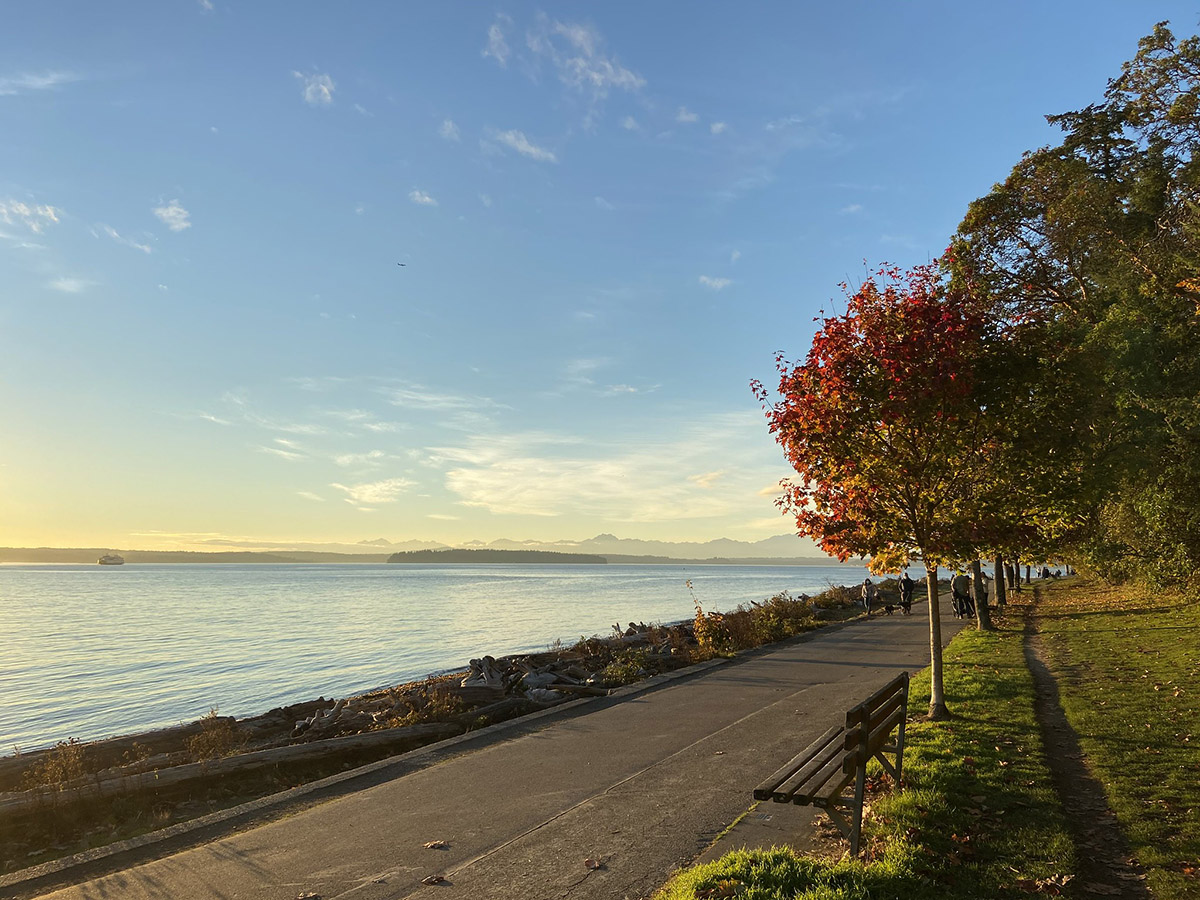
(1, 2), (1196, 553)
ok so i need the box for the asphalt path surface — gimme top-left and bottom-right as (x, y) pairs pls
(30, 596), (964, 900)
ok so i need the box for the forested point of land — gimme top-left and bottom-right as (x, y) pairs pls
(386, 548), (608, 564)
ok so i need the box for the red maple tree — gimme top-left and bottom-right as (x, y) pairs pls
(753, 261), (1005, 718)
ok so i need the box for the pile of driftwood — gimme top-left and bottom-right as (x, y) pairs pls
(293, 619), (696, 738)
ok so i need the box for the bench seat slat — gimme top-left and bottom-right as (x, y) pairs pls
(794, 748), (855, 804)
(771, 730), (847, 801)
(752, 724), (843, 801)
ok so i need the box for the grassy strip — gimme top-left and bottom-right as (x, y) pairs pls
(654, 610), (1074, 899)
(1035, 578), (1200, 898)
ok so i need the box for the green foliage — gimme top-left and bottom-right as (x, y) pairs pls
(954, 22), (1200, 591)
(655, 619), (1074, 899)
(601, 648), (650, 686)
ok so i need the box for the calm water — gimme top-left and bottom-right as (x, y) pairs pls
(0, 563), (864, 752)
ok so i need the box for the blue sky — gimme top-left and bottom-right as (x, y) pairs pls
(1, 2), (1195, 552)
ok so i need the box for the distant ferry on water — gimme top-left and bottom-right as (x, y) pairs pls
(97, 554), (125, 565)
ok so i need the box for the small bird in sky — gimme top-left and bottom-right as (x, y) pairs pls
(397, 262), (406, 266)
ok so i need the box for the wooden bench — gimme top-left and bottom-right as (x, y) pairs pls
(753, 672), (909, 856)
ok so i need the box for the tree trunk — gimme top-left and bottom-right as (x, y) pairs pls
(1025, 564), (1032, 584)
(971, 558), (994, 631)
(994, 555), (1008, 607)
(924, 563), (949, 719)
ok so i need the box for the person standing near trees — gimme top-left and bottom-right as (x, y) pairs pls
(861, 578), (877, 616)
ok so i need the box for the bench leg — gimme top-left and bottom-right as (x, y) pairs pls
(850, 763), (866, 856)
(822, 802), (851, 840)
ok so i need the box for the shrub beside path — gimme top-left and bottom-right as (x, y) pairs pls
(15, 598), (962, 900)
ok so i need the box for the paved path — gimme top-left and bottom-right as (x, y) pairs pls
(30, 598), (963, 900)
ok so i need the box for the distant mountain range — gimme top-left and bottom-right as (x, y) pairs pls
(0, 533), (851, 566)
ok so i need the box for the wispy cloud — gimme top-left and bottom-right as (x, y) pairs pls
(676, 107), (699, 124)
(478, 193), (493, 208)
(488, 128), (557, 163)
(621, 116), (639, 131)
(48, 277), (93, 293)
(153, 200), (191, 231)
(333, 449), (387, 468)
(293, 71), (334, 106)
(409, 189), (438, 206)
(258, 445), (306, 461)
(840, 203), (863, 214)
(594, 196), (614, 211)
(330, 477), (415, 506)
(710, 121), (727, 135)
(439, 118), (460, 141)
(97, 224), (152, 253)
(526, 16), (645, 103)
(0, 199), (61, 233)
(730, 249), (741, 263)
(0, 71), (79, 96)
(432, 414), (785, 522)
(383, 383), (499, 412)
(297, 491), (325, 502)
(689, 470), (725, 488)
(483, 14), (512, 67)
(699, 275), (732, 291)
(198, 0), (214, 11)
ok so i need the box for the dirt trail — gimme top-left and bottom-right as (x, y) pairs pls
(1023, 604), (1149, 898)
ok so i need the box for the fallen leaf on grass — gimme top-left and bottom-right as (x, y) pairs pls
(697, 880), (741, 898)
(423, 840), (449, 850)
(1014, 874), (1073, 895)
(296, 893), (321, 900)
(421, 875), (446, 885)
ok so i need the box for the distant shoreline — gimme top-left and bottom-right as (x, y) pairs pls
(0, 546), (857, 567)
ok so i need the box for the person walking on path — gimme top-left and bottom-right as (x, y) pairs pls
(861, 577), (878, 617)
(951, 570), (972, 619)
(898, 571), (915, 614)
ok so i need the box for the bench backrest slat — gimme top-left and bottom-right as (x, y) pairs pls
(842, 704), (906, 774)
(843, 672), (909, 728)
(843, 690), (906, 751)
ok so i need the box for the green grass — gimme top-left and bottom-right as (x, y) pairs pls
(654, 613), (1074, 899)
(1036, 578), (1200, 898)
